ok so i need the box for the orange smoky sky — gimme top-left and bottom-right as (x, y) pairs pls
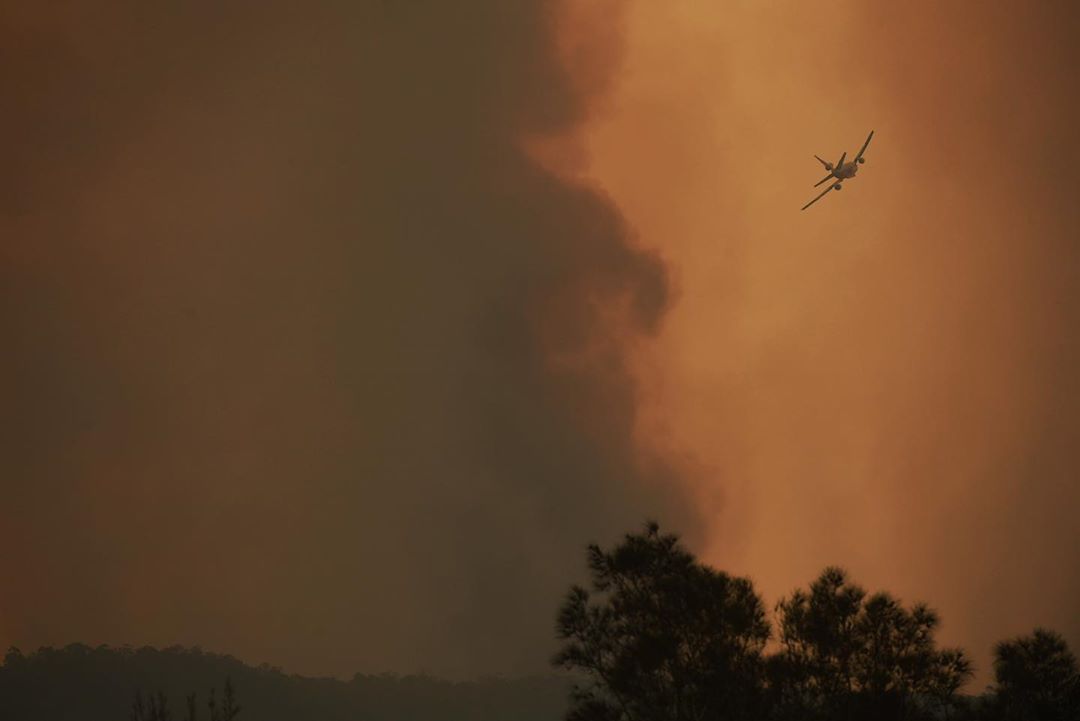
(1, 0), (1077, 691)
(582, 0), (1079, 688)
(0, 0), (697, 680)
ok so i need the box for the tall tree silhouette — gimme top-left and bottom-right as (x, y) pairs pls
(131, 690), (171, 721)
(207, 679), (241, 721)
(185, 693), (198, 721)
(768, 567), (971, 721)
(991, 628), (1080, 721)
(131, 679), (240, 721)
(553, 522), (770, 721)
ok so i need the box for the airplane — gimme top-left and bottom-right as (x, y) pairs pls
(801, 130), (874, 211)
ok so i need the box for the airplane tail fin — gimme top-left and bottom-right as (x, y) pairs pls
(836, 151), (847, 169)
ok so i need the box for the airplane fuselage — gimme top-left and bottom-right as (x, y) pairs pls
(834, 162), (859, 179)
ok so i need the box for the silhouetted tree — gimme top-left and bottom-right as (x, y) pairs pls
(553, 522), (770, 721)
(131, 690), (146, 721)
(207, 681), (242, 721)
(991, 628), (1080, 721)
(222, 678), (241, 721)
(185, 693), (197, 721)
(133, 679), (239, 721)
(768, 567), (971, 721)
(131, 689), (171, 721)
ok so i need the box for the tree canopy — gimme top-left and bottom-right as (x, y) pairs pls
(554, 525), (988, 721)
(769, 567), (972, 720)
(553, 522), (770, 721)
(992, 628), (1080, 721)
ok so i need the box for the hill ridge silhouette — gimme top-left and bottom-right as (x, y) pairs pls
(0, 644), (572, 721)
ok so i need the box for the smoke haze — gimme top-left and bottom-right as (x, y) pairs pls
(584, 0), (1080, 688)
(0, 1), (698, 679)
(4, 0), (1078, 691)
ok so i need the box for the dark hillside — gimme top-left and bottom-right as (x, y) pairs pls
(0, 645), (570, 721)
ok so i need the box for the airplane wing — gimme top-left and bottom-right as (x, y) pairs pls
(801, 181), (840, 211)
(855, 130), (874, 161)
(814, 173), (834, 187)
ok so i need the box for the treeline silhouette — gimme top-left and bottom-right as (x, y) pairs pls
(554, 522), (1080, 721)
(2, 522), (1077, 720)
(0, 645), (570, 721)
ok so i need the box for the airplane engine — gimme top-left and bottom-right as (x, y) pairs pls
(825, 163), (833, 171)
(834, 183), (842, 190)
(857, 157), (866, 164)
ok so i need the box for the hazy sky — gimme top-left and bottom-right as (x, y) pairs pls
(582, 0), (1080, 689)
(2, 0), (1078, 689)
